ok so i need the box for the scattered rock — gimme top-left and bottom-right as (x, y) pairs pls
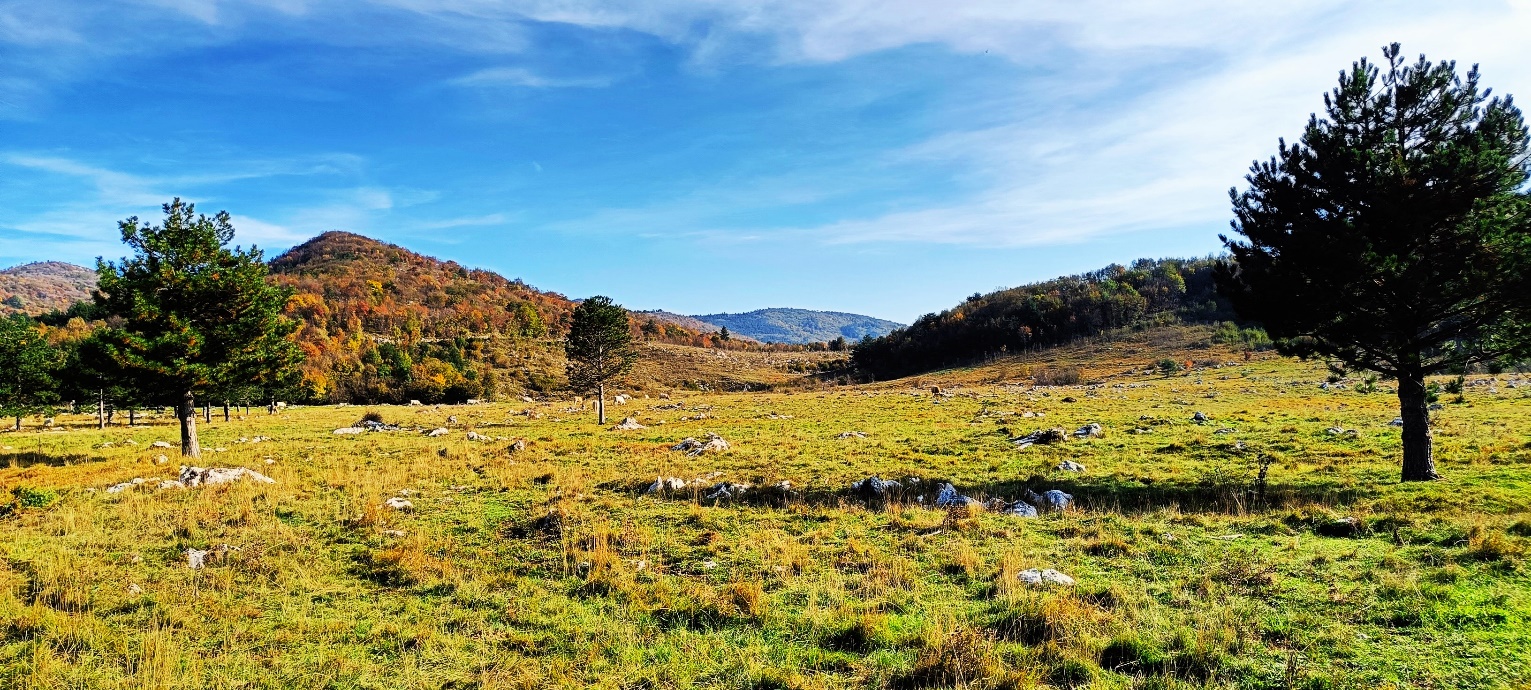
(382, 529), (406, 538)
(647, 476), (687, 493)
(127, 583), (143, 595)
(1073, 423), (1103, 438)
(179, 466), (276, 488)
(1011, 428), (1067, 449)
(151, 441), (174, 449)
(186, 544), (239, 570)
(158, 480), (186, 490)
(1325, 427), (1358, 437)
(1192, 411), (1210, 423)
(426, 427), (450, 437)
(836, 431), (868, 439)
(671, 433), (729, 456)
(465, 431), (490, 441)
(935, 483), (976, 508)
(384, 497), (413, 511)
(1388, 418), (1404, 427)
(154, 455), (169, 464)
(850, 476), (902, 500)
(446, 415), (459, 425)
(703, 481), (751, 502)
(1060, 396), (1077, 403)
(409, 400), (423, 406)
(507, 439), (527, 453)
(1002, 501), (1039, 517)
(612, 417), (646, 430)
(1057, 460), (1086, 472)
(1214, 428), (1236, 434)
(105, 480), (139, 494)
(332, 427), (365, 435)
(1017, 568), (1075, 586)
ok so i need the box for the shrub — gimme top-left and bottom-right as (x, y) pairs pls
(13, 486), (58, 509)
(1034, 365), (1083, 386)
(1158, 358), (1182, 375)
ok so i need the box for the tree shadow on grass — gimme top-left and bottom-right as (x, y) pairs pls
(1, 450), (103, 469)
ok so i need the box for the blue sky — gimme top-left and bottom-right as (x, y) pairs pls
(2, 1), (1527, 322)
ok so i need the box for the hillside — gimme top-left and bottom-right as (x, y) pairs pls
(269, 231), (581, 402)
(0, 261), (97, 316)
(694, 308), (902, 344)
(852, 258), (1257, 379)
(635, 311), (759, 343)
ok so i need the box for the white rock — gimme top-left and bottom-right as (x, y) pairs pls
(333, 427), (365, 435)
(465, 431), (490, 441)
(1073, 423), (1103, 438)
(612, 417), (646, 430)
(384, 497), (413, 511)
(179, 466), (276, 487)
(151, 441), (173, 449)
(647, 476), (687, 493)
(105, 482), (135, 494)
(382, 529), (405, 538)
(1057, 460), (1086, 472)
(836, 431), (868, 439)
(155, 454), (169, 465)
(935, 483), (976, 508)
(426, 427), (449, 437)
(1017, 568), (1075, 586)
(158, 480), (186, 490)
(1003, 501), (1039, 517)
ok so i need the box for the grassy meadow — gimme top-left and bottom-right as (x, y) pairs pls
(2, 329), (1529, 689)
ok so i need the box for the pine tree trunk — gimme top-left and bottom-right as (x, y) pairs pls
(180, 391), (202, 459)
(129, 408), (136, 426)
(223, 402), (230, 422)
(97, 389), (105, 430)
(1398, 372), (1439, 481)
(12, 417), (17, 431)
(597, 382), (606, 425)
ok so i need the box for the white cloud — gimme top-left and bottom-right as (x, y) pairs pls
(451, 66), (612, 88)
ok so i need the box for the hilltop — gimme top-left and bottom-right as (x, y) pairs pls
(694, 308), (903, 344)
(0, 261), (97, 316)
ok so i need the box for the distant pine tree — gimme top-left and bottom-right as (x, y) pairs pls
(565, 296), (637, 425)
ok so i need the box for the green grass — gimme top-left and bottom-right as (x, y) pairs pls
(1, 338), (1529, 689)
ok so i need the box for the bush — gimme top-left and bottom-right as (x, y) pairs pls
(1158, 358), (1182, 375)
(13, 486), (58, 509)
(1034, 365), (1083, 386)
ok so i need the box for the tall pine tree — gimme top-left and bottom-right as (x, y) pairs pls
(94, 199), (303, 458)
(1218, 45), (1531, 481)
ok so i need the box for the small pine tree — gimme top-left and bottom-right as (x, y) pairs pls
(565, 296), (637, 425)
(0, 314), (62, 429)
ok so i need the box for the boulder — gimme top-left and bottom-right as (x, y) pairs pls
(384, 497), (413, 511)
(836, 431), (868, 439)
(333, 427), (365, 435)
(1073, 423), (1103, 438)
(1057, 460), (1086, 473)
(150, 441), (173, 449)
(672, 433), (729, 456)
(465, 431), (490, 441)
(426, 427), (450, 437)
(1192, 411), (1210, 423)
(1017, 568), (1075, 586)
(507, 439), (527, 453)
(1388, 418), (1404, 427)
(408, 400), (423, 406)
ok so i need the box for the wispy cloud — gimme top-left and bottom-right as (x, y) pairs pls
(451, 66), (612, 88)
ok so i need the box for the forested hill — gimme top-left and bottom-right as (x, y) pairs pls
(0, 261), (98, 316)
(269, 231), (580, 402)
(693, 308), (903, 344)
(852, 258), (1242, 379)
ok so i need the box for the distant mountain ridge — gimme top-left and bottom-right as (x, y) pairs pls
(692, 308), (903, 344)
(0, 261), (98, 316)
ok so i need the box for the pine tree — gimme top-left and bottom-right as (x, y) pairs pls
(1218, 45), (1531, 482)
(0, 314), (62, 429)
(93, 199), (303, 458)
(565, 296), (637, 425)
